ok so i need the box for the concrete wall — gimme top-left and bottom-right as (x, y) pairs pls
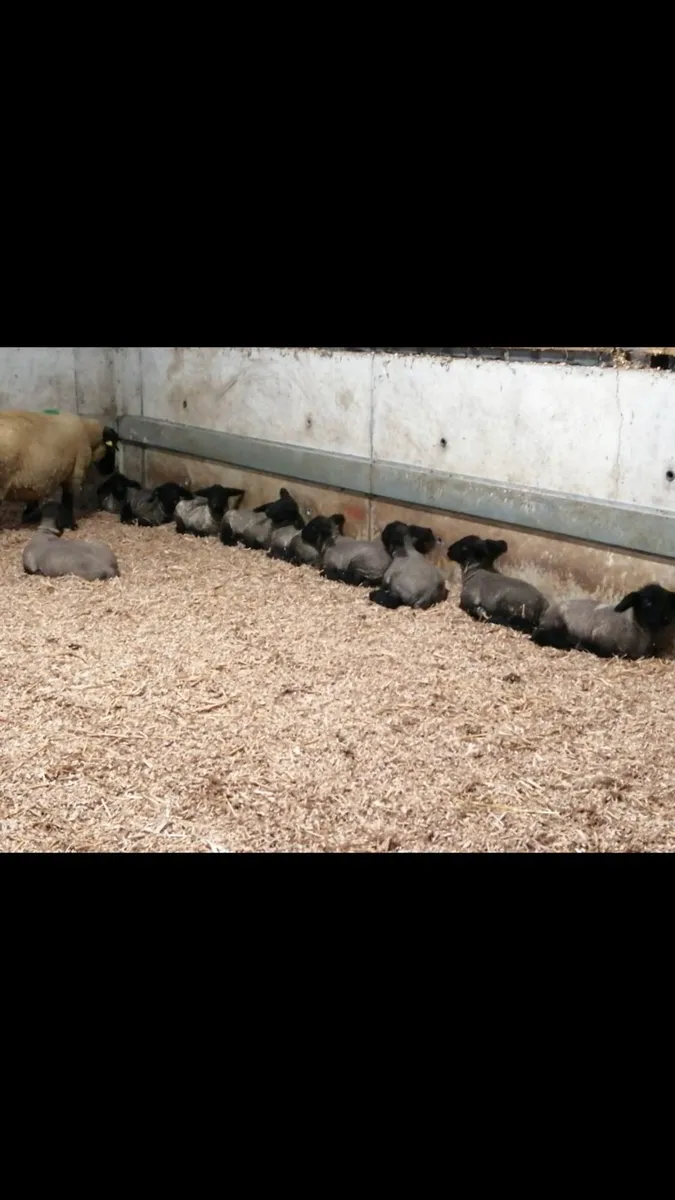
(5, 347), (673, 514)
(5, 346), (675, 597)
(0, 348), (116, 416)
(115, 347), (675, 512)
(0, 348), (117, 516)
(114, 348), (374, 458)
(111, 347), (675, 599)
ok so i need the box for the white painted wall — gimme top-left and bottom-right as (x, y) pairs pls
(372, 355), (675, 511)
(372, 356), (623, 499)
(0, 348), (115, 416)
(612, 370), (675, 509)
(5, 347), (675, 516)
(118, 347), (373, 459)
(117, 347), (675, 514)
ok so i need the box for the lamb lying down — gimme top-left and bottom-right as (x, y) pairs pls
(287, 514), (346, 567)
(322, 521), (439, 587)
(531, 584), (675, 659)
(447, 535), (549, 633)
(175, 486), (245, 536)
(97, 472), (142, 514)
(369, 524), (447, 611)
(121, 482), (193, 527)
(23, 503), (119, 581)
(221, 488), (306, 550)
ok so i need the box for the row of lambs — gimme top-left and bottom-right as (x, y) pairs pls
(99, 471), (675, 660)
(4, 411), (673, 659)
(97, 471), (449, 608)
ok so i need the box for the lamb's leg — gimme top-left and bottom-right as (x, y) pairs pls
(415, 591), (447, 610)
(369, 589), (402, 609)
(573, 637), (615, 659)
(341, 567), (373, 587)
(531, 622), (569, 650)
(460, 598), (490, 622)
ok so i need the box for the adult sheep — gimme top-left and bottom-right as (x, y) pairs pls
(0, 411), (119, 529)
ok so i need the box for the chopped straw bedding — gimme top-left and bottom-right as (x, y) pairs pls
(1, 505), (674, 854)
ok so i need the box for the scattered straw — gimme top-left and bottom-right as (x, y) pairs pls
(1, 504), (675, 853)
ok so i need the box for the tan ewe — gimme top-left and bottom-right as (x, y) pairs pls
(0, 411), (118, 529)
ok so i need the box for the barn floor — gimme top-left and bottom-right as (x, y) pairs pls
(1, 507), (674, 853)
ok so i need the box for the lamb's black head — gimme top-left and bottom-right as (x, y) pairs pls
(408, 524), (438, 556)
(381, 522), (410, 556)
(152, 482), (194, 516)
(194, 485), (245, 520)
(253, 487), (296, 517)
(119, 474), (142, 492)
(195, 485), (245, 513)
(615, 584), (675, 633)
(448, 535), (508, 567)
(204, 489), (229, 521)
(98, 472), (141, 506)
(301, 515), (338, 550)
(265, 493), (303, 529)
(40, 501), (67, 535)
(96, 427), (120, 477)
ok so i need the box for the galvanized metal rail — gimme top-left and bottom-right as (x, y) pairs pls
(117, 414), (675, 561)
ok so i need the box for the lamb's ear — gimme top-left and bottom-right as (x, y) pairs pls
(486, 539), (508, 558)
(279, 488), (291, 499)
(615, 592), (639, 613)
